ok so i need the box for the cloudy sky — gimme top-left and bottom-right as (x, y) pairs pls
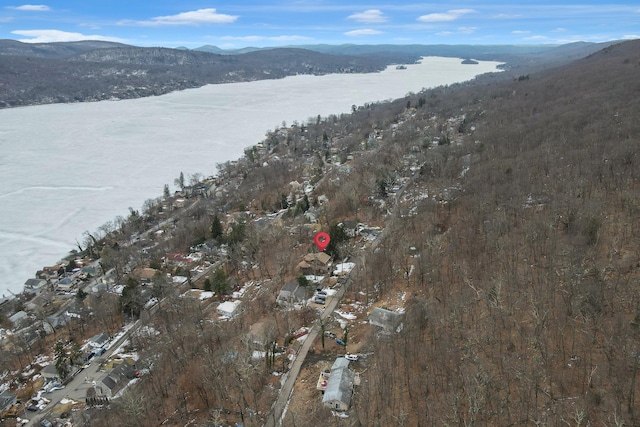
(1, 1), (639, 48)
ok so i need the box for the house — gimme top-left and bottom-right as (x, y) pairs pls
(135, 267), (158, 282)
(0, 295), (14, 309)
(322, 357), (355, 411)
(340, 221), (359, 238)
(91, 281), (110, 293)
(95, 360), (137, 398)
(8, 310), (28, 329)
(25, 292), (54, 312)
(217, 300), (240, 318)
(0, 390), (17, 414)
(276, 282), (307, 306)
(88, 332), (110, 348)
(40, 363), (60, 381)
(368, 307), (404, 333)
(297, 252), (332, 275)
(42, 313), (70, 335)
(23, 278), (48, 295)
(56, 277), (75, 292)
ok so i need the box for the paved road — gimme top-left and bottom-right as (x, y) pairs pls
(262, 174), (412, 426)
(263, 280), (348, 427)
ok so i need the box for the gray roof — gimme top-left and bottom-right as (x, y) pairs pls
(277, 282), (306, 303)
(8, 310), (27, 325)
(368, 307), (403, 331)
(0, 390), (17, 412)
(24, 278), (46, 288)
(89, 332), (110, 347)
(40, 363), (59, 379)
(322, 357), (355, 409)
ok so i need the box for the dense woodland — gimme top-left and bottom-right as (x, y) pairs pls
(1, 39), (639, 426)
(86, 39), (640, 426)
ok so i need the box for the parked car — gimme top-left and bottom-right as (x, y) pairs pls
(345, 354), (359, 361)
(316, 290), (327, 296)
(314, 297), (326, 305)
(324, 331), (337, 339)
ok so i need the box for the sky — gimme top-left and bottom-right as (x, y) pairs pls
(0, 2), (639, 49)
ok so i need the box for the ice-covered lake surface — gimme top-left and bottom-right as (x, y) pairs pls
(0, 56), (501, 296)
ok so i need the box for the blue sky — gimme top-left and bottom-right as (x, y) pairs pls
(1, 1), (639, 48)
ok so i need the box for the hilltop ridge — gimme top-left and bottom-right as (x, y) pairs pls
(0, 39), (614, 108)
(0, 39), (639, 426)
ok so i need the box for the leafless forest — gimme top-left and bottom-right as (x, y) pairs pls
(2, 40), (639, 427)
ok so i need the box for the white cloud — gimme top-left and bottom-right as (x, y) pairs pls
(10, 4), (50, 11)
(437, 27), (477, 36)
(457, 26), (477, 34)
(120, 8), (238, 27)
(512, 30), (531, 34)
(348, 9), (386, 23)
(418, 9), (476, 23)
(524, 35), (551, 41)
(12, 29), (125, 43)
(551, 27), (567, 33)
(493, 13), (522, 19)
(622, 34), (640, 39)
(344, 29), (382, 37)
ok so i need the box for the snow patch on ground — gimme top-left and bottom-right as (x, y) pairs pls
(333, 262), (355, 275)
(335, 310), (357, 320)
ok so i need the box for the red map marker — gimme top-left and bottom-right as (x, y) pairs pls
(314, 231), (330, 251)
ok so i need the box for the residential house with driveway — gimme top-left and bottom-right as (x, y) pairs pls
(276, 282), (307, 307)
(322, 357), (355, 411)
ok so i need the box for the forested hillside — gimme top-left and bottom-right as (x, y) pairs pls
(80, 39), (640, 426)
(2, 39), (638, 427)
(0, 41), (404, 108)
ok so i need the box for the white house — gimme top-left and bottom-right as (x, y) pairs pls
(322, 357), (355, 411)
(217, 300), (240, 318)
(23, 278), (47, 295)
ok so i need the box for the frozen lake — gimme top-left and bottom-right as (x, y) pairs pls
(0, 56), (501, 296)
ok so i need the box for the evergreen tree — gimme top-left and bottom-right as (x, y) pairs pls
(210, 214), (223, 240)
(54, 340), (69, 380)
(174, 171), (185, 191)
(121, 276), (143, 318)
(70, 341), (83, 366)
(203, 277), (212, 292)
(212, 267), (228, 296)
(325, 222), (350, 258)
(297, 274), (309, 288)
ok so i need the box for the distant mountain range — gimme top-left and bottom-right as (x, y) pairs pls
(0, 39), (617, 109)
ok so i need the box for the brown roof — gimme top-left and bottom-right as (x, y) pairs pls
(302, 252), (331, 265)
